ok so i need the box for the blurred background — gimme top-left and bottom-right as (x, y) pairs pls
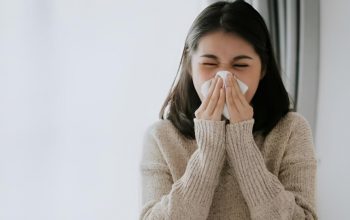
(0, 0), (349, 219)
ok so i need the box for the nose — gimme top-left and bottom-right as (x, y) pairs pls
(215, 67), (235, 77)
(216, 63), (235, 75)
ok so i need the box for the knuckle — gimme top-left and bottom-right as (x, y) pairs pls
(232, 93), (238, 99)
(195, 110), (202, 118)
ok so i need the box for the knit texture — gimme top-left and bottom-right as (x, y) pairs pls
(139, 112), (318, 220)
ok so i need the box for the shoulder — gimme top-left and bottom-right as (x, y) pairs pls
(142, 119), (182, 156)
(140, 119), (176, 169)
(140, 119), (190, 170)
(268, 111), (316, 159)
(143, 119), (179, 141)
(273, 111), (312, 135)
(264, 111), (314, 149)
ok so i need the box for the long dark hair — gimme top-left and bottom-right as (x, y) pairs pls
(159, 0), (292, 140)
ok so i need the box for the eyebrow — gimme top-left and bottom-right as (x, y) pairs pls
(200, 54), (253, 61)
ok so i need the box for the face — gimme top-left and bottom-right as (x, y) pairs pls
(190, 30), (263, 104)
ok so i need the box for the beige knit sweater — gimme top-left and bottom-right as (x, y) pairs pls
(139, 112), (318, 219)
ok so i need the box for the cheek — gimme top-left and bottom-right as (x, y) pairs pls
(244, 78), (260, 103)
(245, 86), (257, 103)
(193, 78), (206, 102)
(191, 65), (215, 101)
(242, 64), (262, 102)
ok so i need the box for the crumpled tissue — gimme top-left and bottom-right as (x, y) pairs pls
(200, 70), (248, 119)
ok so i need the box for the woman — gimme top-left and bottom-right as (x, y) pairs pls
(139, 1), (318, 219)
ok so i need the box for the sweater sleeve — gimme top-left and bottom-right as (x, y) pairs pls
(139, 119), (226, 220)
(225, 117), (318, 220)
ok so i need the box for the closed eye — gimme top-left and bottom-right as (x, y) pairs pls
(202, 63), (217, 66)
(234, 64), (248, 67)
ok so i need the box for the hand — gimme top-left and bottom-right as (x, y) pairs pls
(195, 76), (226, 121)
(225, 74), (254, 123)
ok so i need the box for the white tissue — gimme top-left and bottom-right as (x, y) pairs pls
(200, 71), (248, 119)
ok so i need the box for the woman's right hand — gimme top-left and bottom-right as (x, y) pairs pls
(195, 76), (226, 121)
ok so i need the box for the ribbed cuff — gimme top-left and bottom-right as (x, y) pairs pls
(193, 118), (226, 153)
(226, 119), (284, 208)
(174, 118), (226, 205)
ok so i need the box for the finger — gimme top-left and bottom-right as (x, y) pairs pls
(232, 75), (249, 107)
(197, 76), (218, 114)
(206, 77), (223, 115)
(212, 88), (225, 119)
(225, 74), (240, 117)
(225, 86), (239, 118)
(200, 76), (219, 110)
(229, 76), (245, 113)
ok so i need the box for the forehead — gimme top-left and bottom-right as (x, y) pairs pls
(195, 31), (256, 57)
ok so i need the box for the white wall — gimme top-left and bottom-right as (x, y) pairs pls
(1, 0), (350, 219)
(0, 0), (203, 219)
(316, 0), (350, 219)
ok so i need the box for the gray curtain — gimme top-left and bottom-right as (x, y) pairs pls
(256, 0), (300, 108)
(252, 0), (320, 135)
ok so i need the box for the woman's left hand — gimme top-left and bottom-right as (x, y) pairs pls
(225, 74), (254, 124)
